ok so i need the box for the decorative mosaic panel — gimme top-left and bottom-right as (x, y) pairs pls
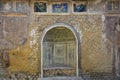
(34, 2), (47, 12)
(0, 2), (12, 12)
(107, 1), (113, 11)
(0, 1), (28, 13)
(73, 2), (86, 12)
(52, 3), (68, 13)
(106, 1), (120, 13)
(16, 2), (27, 12)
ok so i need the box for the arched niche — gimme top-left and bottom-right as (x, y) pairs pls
(40, 23), (80, 77)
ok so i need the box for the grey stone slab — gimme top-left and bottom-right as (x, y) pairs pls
(38, 77), (84, 80)
(38, 78), (53, 80)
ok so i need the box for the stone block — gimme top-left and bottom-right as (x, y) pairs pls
(38, 77), (83, 80)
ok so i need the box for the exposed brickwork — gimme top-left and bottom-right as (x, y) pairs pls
(36, 15), (112, 74)
(0, 0), (119, 79)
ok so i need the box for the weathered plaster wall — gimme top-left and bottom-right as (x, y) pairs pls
(105, 16), (120, 76)
(1, 16), (112, 76)
(0, 16), (40, 75)
(35, 15), (112, 74)
(8, 22), (40, 75)
(0, 15), (113, 76)
(0, 16), (28, 49)
(0, 0), (116, 78)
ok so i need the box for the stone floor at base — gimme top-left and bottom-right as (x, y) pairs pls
(38, 77), (83, 80)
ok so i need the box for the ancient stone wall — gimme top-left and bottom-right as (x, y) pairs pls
(0, 16), (29, 48)
(35, 15), (112, 74)
(0, 0), (119, 79)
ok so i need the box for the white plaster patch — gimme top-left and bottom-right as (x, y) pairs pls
(30, 28), (38, 48)
(30, 40), (37, 47)
(75, 27), (80, 33)
(102, 33), (107, 42)
(74, 26), (82, 42)
(116, 24), (120, 32)
(30, 29), (36, 37)
(79, 30), (83, 42)
(102, 15), (105, 22)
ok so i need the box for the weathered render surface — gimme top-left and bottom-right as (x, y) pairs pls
(36, 15), (112, 74)
(0, 0), (119, 80)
